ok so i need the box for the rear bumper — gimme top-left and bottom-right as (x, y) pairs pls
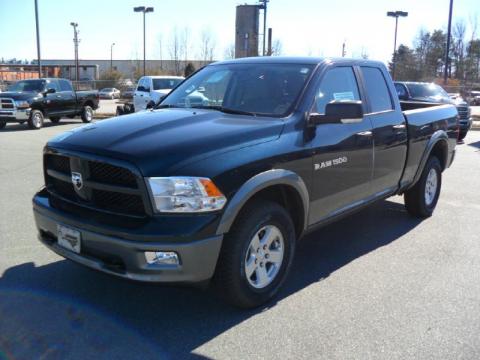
(33, 192), (223, 284)
(0, 108), (30, 122)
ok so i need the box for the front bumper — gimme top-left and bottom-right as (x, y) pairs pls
(0, 108), (30, 122)
(459, 117), (472, 132)
(33, 192), (223, 283)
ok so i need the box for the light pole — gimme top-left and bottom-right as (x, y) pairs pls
(34, 0), (42, 78)
(387, 10), (408, 80)
(110, 42), (115, 71)
(70, 22), (80, 83)
(258, 0), (269, 56)
(444, 0), (454, 85)
(133, 6), (154, 76)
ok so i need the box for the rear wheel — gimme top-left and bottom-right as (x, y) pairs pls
(458, 131), (467, 141)
(50, 117), (61, 123)
(404, 156), (442, 218)
(81, 105), (93, 123)
(28, 110), (44, 129)
(213, 200), (296, 308)
(115, 106), (124, 116)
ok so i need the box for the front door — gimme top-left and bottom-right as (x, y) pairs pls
(43, 80), (62, 117)
(308, 66), (374, 225)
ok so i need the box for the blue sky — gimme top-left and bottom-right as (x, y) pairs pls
(0, 0), (478, 64)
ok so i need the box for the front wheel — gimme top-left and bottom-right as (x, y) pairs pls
(404, 156), (442, 218)
(28, 110), (44, 129)
(81, 105), (93, 123)
(213, 200), (296, 308)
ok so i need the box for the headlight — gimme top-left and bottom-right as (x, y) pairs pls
(146, 177), (227, 213)
(15, 100), (30, 109)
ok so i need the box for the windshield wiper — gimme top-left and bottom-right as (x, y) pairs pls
(190, 105), (256, 116)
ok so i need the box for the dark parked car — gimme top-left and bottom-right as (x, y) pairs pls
(395, 81), (472, 140)
(33, 57), (457, 308)
(0, 78), (99, 129)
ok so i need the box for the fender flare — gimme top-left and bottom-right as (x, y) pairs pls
(216, 169), (309, 235)
(408, 130), (448, 190)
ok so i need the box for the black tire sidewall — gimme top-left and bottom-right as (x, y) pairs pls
(218, 201), (296, 307)
(82, 106), (93, 123)
(28, 110), (44, 129)
(419, 157), (442, 215)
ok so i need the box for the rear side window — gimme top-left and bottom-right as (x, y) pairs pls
(360, 67), (393, 113)
(59, 79), (73, 92)
(313, 67), (360, 114)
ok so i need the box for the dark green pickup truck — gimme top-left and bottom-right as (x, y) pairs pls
(0, 78), (99, 129)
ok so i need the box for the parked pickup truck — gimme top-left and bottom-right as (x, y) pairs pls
(33, 57), (458, 308)
(394, 81), (471, 140)
(0, 78), (99, 130)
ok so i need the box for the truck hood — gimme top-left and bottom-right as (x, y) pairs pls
(48, 109), (284, 176)
(0, 91), (42, 101)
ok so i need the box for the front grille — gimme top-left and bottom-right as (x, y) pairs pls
(89, 161), (137, 187)
(0, 98), (14, 110)
(456, 106), (469, 120)
(45, 153), (147, 217)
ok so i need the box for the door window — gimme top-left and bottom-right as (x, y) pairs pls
(313, 67), (360, 114)
(137, 78), (146, 92)
(46, 80), (60, 92)
(361, 67), (393, 113)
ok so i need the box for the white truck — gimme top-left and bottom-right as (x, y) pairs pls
(133, 75), (184, 112)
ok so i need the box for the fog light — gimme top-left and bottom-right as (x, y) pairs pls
(145, 251), (179, 265)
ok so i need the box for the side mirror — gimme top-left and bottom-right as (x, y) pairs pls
(45, 88), (56, 94)
(309, 101), (363, 125)
(146, 100), (156, 110)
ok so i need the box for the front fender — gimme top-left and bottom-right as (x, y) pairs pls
(215, 169), (309, 235)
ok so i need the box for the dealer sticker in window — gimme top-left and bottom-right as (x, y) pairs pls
(333, 92), (355, 101)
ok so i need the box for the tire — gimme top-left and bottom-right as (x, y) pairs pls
(213, 200), (296, 308)
(50, 117), (61, 123)
(116, 106), (125, 116)
(81, 105), (93, 123)
(28, 110), (44, 129)
(404, 156), (442, 218)
(0, 120), (6, 129)
(458, 131), (467, 141)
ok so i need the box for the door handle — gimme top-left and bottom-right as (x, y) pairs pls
(356, 131), (372, 136)
(393, 124), (406, 129)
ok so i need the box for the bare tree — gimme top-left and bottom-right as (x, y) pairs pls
(199, 27), (216, 65)
(224, 43), (235, 60)
(182, 27), (191, 63)
(169, 27), (181, 75)
(361, 47), (369, 59)
(271, 39), (283, 56)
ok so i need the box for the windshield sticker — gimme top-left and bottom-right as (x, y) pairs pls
(333, 92), (355, 101)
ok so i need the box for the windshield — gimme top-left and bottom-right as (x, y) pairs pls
(159, 63), (314, 117)
(8, 80), (46, 92)
(152, 78), (183, 90)
(407, 83), (450, 101)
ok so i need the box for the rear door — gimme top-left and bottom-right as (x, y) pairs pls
(58, 79), (77, 115)
(359, 66), (407, 195)
(308, 66), (374, 224)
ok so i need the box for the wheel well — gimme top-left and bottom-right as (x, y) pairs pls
(83, 100), (94, 108)
(243, 184), (305, 239)
(430, 140), (448, 171)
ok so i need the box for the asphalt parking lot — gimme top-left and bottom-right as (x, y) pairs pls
(1, 121), (480, 359)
